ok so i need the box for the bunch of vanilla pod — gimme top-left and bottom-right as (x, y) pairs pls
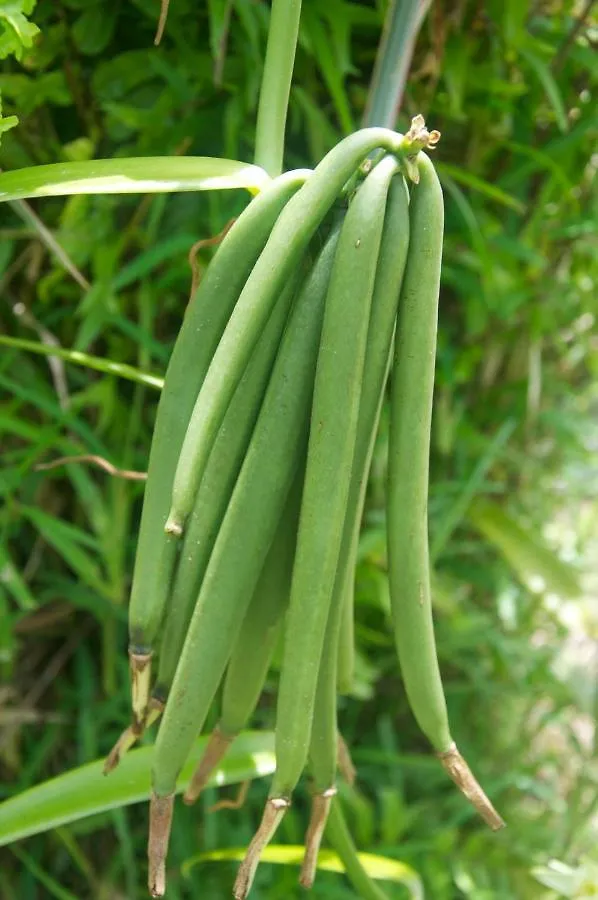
(104, 117), (504, 899)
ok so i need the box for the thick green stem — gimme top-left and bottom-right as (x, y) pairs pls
(254, 0), (302, 177)
(363, 0), (433, 129)
(325, 798), (389, 900)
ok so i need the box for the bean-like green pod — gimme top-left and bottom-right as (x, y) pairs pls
(300, 575), (342, 888)
(183, 471), (303, 805)
(271, 155), (401, 802)
(147, 222), (342, 898)
(333, 172), (411, 700)
(299, 171), (411, 889)
(233, 157), (401, 900)
(336, 573), (355, 696)
(153, 263), (304, 702)
(127, 170), (310, 722)
(386, 153), (504, 831)
(387, 153), (449, 752)
(103, 264), (303, 775)
(165, 127), (423, 536)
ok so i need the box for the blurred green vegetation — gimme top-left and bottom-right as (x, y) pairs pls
(0, 1), (597, 898)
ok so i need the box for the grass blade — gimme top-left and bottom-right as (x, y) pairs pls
(0, 543), (37, 611)
(431, 419), (515, 562)
(469, 499), (582, 598)
(436, 162), (525, 213)
(0, 335), (163, 390)
(0, 731), (275, 847)
(184, 844), (423, 897)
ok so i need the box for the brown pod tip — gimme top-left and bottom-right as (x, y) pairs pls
(437, 743), (505, 831)
(129, 650), (153, 730)
(183, 727), (233, 805)
(336, 732), (357, 787)
(148, 792), (175, 897)
(103, 725), (138, 775)
(233, 797), (289, 899)
(299, 787), (337, 889)
(103, 698), (164, 776)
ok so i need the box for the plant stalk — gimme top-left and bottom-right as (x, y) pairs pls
(363, 0), (433, 129)
(254, 0), (303, 177)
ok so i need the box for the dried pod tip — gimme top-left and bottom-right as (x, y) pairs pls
(299, 787), (337, 888)
(233, 797), (289, 899)
(103, 725), (137, 775)
(183, 727), (233, 805)
(438, 744), (505, 832)
(129, 650), (153, 730)
(104, 698), (164, 776)
(336, 733), (357, 786)
(148, 793), (175, 898)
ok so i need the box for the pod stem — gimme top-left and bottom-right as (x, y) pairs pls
(129, 650), (153, 730)
(325, 797), (389, 900)
(182, 727), (234, 805)
(254, 0), (302, 177)
(103, 698), (164, 775)
(300, 787), (337, 888)
(233, 797), (289, 899)
(437, 744), (505, 831)
(148, 792), (175, 898)
(336, 732), (357, 786)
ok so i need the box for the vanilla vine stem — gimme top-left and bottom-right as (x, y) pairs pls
(253, 0), (303, 178)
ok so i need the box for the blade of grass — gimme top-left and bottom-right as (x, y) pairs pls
(520, 46), (569, 133)
(9, 847), (79, 900)
(0, 335), (163, 390)
(0, 543), (37, 611)
(430, 419), (516, 562)
(469, 499), (582, 598)
(436, 162), (526, 213)
(0, 731), (275, 846)
(185, 844), (423, 898)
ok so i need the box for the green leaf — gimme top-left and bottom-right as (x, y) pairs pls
(0, 335), (163, 390)
(531, 859), (580, 896)
(9, 847), (79, 900)
(520, 46), (569, 134)
(72, 4), (117, 56)
(431, 420), (516, 561)
(436, 162), (526, 213)
(0, 731), (275, 847)
(184, 844), (423, 898)
(0, 157), (270, 202)
(0, 113), (19, 138)
(0, 1), (40, 61)
(469, 499), (582, 598)
(0, 542), (37, 610)
(19, 505), (108, 599)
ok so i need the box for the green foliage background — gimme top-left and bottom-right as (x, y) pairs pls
(0, 1), (596, 898)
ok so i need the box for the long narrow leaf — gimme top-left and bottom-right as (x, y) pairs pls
(431, 420), (515, 561)
(0, 157), (270, 203)
(0, 731), (275, 847)
(520, 47), (569, 134)
(0, 543), (37, 611)
(185, 845), (423, 898)
(469, 499), (582, 598)
(436, 162), (526, 213)
(0, 335), (163, 390)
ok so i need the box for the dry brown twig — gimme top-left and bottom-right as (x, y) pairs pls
(35, 454), (147, 481)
